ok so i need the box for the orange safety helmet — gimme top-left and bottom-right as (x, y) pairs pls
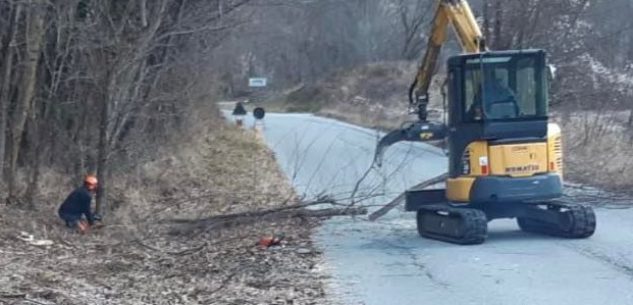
(84, 175), (98, 188)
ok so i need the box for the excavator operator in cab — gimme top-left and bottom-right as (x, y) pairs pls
(468, 70), (518, 121)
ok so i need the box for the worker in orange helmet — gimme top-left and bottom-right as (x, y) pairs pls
(58, 175), (99, 233)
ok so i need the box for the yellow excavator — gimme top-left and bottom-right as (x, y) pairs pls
(375, 0), (596, 244)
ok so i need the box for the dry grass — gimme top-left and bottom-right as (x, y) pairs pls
(554, 111), (633, 192)
(0, 102), (332, 305)
(265, 62), (413, 113)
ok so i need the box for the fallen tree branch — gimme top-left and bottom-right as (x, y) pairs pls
(173, 207), (367, 227)
(208, 272), (237, 296)
(23, 298), (49, 305)
(1, 293), (26, 298)
(368, 172), (448, 221)
(169, 200), (332, 224)
(168, 200), (367, 233)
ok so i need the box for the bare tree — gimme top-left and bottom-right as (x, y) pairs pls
(7, 0), (46, 202)
(0, 0), (254, 207)
(0, 3), (21, 181)
(397, 0), (433, 59)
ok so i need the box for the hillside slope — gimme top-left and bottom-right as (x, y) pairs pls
(0, 106), (331, 305)
(268, 62), (444, 130)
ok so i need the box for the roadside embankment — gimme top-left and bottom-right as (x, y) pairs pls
(0, 103), (332, 305)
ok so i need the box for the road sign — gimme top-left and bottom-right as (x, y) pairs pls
(253, 107), (266, 119)
(249, 78), (267, 88)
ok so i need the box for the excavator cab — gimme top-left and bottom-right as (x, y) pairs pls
(443, 50), (564, 203)
(450, 50), (548, 125)
(447, 50), (551, 174)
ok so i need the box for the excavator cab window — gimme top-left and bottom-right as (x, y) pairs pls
(460, 52), (548, 123)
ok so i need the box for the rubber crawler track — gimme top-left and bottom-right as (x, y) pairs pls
(417, 205), (488, 245)
(518, 204), (596, 238)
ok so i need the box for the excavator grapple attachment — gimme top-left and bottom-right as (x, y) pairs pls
(373, 121), (447, 167)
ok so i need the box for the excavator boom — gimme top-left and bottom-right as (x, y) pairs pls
(411, 0), (486, 122)
(375, 0), (486, 166)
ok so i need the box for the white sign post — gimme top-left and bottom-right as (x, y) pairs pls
(248, 78), (268, 88)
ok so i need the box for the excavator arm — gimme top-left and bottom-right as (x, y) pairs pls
(411, 0), (486, 122)
(375, 0), (486, 167)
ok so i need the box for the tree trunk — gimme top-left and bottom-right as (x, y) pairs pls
(25, 64), (57, 207)
(96, 78), (111, 215)
(76, 90), (91, 179)
(0, 4), (21, 183)
(482, 0), (490, 42)
(7, 2), (45, 202)
(139, 0), (148, 28)
(25, 111), (40, 208)
(492, 0), (503, 49)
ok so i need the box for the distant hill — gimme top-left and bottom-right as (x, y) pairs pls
(269, 61), (447, 130)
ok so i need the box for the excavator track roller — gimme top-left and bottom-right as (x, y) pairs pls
(517, 204), (596, 238)
(416, 205), (488, 245)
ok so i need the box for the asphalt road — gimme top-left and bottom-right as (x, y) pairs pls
(230, 112), (633, 305)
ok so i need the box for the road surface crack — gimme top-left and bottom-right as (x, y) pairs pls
(569, 245), (633, 278)
(408, 252), (450, 289)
